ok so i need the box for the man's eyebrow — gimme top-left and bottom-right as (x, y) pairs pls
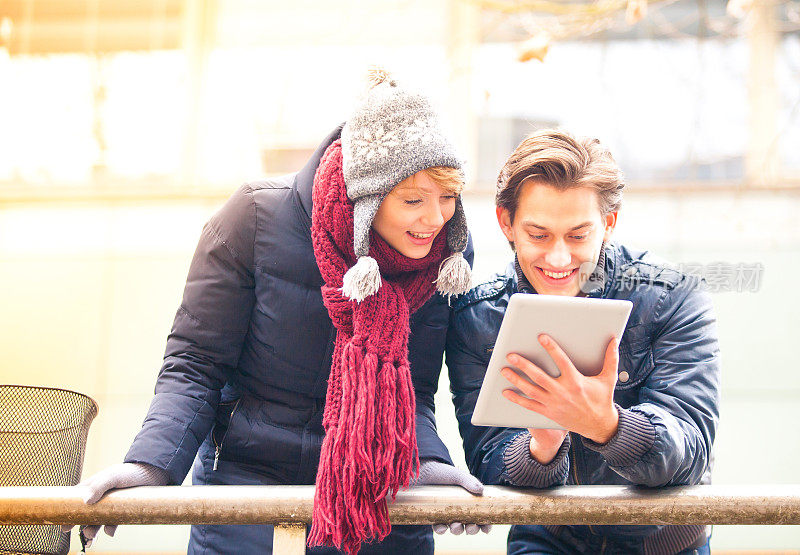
(521, 221), (594, 231)
(520, 221), (547, 230)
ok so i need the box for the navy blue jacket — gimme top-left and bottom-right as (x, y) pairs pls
(446, 243), (720, 554)
(124, 126), (471, 554)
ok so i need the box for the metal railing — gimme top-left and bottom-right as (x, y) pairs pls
(2, 485), (800, 553)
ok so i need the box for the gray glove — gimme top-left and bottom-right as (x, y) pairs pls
(411, 460), (492, 535)
(62, 462), (169, 548)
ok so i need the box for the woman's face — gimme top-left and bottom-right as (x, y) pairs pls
(371, 171), (458, 259)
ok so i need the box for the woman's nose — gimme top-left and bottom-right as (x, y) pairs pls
(421, 201), (445, 228)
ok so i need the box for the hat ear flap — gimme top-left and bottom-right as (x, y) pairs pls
(446, 197), (469, 254)
(437, 197), (471, 299)
(352, 195), (383, 258)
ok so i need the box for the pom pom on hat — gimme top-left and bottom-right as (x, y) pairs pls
(435, 251), (472, 299)
(342, 256), (382, 303)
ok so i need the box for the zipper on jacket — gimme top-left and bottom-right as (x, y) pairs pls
(213, 398), (242, 471)
(570, 436), (598, 535)
(569, 434), (580, 486)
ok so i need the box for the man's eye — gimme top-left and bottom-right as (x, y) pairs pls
(529, 234), (547, 240)
(570, 235), (587, 240)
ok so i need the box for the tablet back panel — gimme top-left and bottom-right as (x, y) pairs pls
(471, 294), (632, 429)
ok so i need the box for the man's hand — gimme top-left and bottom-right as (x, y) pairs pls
(501, 335), (620, 444)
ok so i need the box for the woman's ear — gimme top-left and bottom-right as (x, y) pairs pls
(603, 211), (618, 242)
(496, 206), (515, 243)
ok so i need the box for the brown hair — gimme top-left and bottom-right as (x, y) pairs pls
(496, 129), (624, 222)
(392, 166), (464, 197)
(422, 166), (464, 195)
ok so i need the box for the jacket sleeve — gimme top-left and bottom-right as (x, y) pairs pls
(412, 235), (475, 466)
(445, 301), (569, 487)
(582, 278), (721, 487)
(124, 185), (257, 485)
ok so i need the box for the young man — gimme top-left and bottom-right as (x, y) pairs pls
(446, 130), (720, 554)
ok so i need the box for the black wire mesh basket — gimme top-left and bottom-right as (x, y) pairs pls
(0, 385), (98, 555)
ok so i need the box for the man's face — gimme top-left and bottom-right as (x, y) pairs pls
(496, 180), (617, 297)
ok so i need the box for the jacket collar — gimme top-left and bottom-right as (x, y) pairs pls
(599, 241), (619, 297)
(583, 241), (611, 298)
(514, 255), (534, 294)
(294, 123), (345, 227)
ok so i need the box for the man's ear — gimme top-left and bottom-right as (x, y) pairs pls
(603, 211), (618, 242)
(496, 206), (515, 243)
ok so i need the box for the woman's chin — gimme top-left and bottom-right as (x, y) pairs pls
(403, 245), (433, 259)
(393, 238), (434, 259)
(380, 230), (439, 259)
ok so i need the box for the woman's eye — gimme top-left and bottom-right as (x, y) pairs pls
(403, 199), (423, 205)
(441, 195), (458, 201)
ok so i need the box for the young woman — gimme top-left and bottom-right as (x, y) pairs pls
(70, 71), (487, 554)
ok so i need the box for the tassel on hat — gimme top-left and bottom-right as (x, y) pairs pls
(342, 256), (382, 302)
(436, 251), (471, 299)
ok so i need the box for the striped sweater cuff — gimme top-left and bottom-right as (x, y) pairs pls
(642, 524), (709, 555)
(582, 404), (656, 468)
(502, 431), (570, 488)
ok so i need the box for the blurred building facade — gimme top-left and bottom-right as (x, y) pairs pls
(0, 0), (798, 196)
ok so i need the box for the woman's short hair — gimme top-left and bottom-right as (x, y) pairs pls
(421, 166), (464, 196)
(496, 129), (625, 221)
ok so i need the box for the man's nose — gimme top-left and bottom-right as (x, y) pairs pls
(545, 240), (571, 268)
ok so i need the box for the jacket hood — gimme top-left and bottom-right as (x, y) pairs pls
(294, 124), (345, 226)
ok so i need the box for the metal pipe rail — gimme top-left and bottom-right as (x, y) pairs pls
(2, 485), (800, 553)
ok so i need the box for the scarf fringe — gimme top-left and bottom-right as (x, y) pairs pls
(308, 342), (419, 554)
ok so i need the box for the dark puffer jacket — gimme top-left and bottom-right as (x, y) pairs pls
(124, 126), (471, 554)
(446, 242), (720, 554)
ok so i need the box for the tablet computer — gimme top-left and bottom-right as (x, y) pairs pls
(471, 293), (633, 429)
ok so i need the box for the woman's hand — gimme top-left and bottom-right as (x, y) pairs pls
(62, 462), (169, 548)
(411, 459), (492, 535)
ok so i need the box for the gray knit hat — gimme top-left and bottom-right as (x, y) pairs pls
(339, 70), (471, 302)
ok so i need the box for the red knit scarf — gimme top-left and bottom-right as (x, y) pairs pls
(308, 140), (447, 554)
